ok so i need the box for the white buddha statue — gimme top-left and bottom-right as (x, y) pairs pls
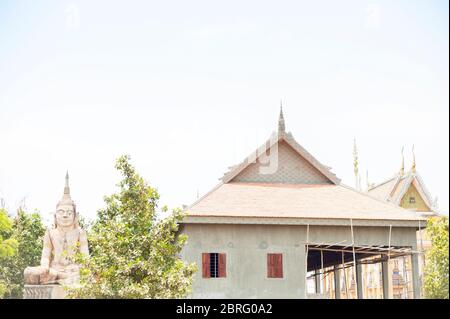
(24, 172), (89, 286)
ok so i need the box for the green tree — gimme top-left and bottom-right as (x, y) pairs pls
(0, 209), (16, 258)
(423, 216), (449, 299)
(0, 209), (18, 297)
(68, 155), (196, 298)
(0, 208), (45, 298)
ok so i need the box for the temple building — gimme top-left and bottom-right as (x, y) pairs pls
(367, 149), (437, 215)
(362, 149), (437, 298)
(180, 107), (425, 298)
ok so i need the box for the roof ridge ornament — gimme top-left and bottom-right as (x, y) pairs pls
(399, 146), (405, 176)
(278, 101), (285, 134)
(353, 138), (360, 190)
(411, 145), (416, 173)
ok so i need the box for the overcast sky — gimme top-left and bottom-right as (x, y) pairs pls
(0, 0), (448, 224)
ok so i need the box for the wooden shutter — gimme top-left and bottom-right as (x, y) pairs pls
(275, 254), (283, 278)
(202, 253), (210, 278)
(267, 254), (274, 278)
(267, 253), (283, 278)
(218, 253), (226, 278)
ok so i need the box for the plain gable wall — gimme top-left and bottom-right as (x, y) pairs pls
(180, 222), (418, 298)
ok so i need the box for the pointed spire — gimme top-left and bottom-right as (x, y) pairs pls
(278, 100), (285, 134)
(64, 170), (70, 195)
(412, 145), (416, 173)
(399, 147), (405, 176)
(353, 138), (359, 190)
(57, 171), (76, 211)
(366, 169), (370, 191)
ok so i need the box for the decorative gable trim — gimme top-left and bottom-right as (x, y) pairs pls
(393, 174), (434, 211)
(414, 174), (435, 210)
(391, 175), (414, 205)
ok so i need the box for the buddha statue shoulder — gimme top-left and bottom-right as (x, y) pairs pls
(24, 172), (89, 286)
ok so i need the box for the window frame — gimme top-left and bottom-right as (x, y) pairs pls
(202, 252), (226, 278)
(267, 253), (283, 279)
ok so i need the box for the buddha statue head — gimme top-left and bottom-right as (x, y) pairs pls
(55, 172), (78, 229)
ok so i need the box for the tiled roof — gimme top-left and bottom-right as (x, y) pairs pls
(367, 176), (398, 202)
(188, 182), (424, 221)
(367, 171), (435, 210)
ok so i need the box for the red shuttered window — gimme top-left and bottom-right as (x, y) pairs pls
(202, 253), (211, 278)
(267, 253), (283, 278)
(202, 253), (226, 278)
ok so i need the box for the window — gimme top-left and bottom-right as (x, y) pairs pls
(202, 253), (226, 278)
(409, 197), (416, 204)
(210, 253), (219, 277)
(267, 253), (283, 278)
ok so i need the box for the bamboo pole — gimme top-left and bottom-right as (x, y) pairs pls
(387, 225), (393, 299)
(342, 251), (348, 298)
(388, 225), (392, 260)
(303, 246), (417, 256)
(350, 219), (358, 298)
(304, 224), (309, 298)
(321, 249), (325, 295)
(302, 242), (418, 254)
(402, 255), (409, 299)
(418, 219), (425, 298)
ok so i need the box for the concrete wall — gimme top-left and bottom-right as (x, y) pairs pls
(180, 223), (418, 299)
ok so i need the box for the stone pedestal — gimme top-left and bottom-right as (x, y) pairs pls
(23, 284), (66, 299)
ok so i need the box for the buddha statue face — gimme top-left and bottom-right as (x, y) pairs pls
(55, 203), (76, 228)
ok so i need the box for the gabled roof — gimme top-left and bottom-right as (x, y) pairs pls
(186, 107), (424, 224)
(367, 170), (435, 212)
(220, 130), (341, 185)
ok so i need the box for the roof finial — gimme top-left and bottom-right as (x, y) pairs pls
(353, 138), (359, 190)
(366, 169), (369, 191)
(64, 170), (70, 195)
(399, 147), (405, 176)
(278, 101), (285, 134)
(412, 145), (416, 173)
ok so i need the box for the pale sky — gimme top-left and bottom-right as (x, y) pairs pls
(0, 0), (448, 224)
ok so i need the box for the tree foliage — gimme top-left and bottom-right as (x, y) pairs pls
(424, 216), (449, 299)
(67, 155), (197, 298)
(0, 209), (17, 258)
(0, 209), (16, 298)
(0, 208), (45, 298)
